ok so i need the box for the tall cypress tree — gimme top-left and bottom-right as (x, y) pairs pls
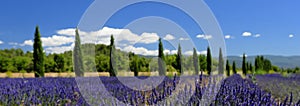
(232, 61), (237, 74)
(109, 35), (117, 76)
(218, 48), (224, 75)
(206, 47), (212, 75)
(176, 44), (182, 74)
(73, 28), (84, 77)
(193, 48), (199, 75)
(158, 38), (166, 76)
(33, 26), (45, 77)
(226, 60), (230, 76)
(242, 53), (247, 75)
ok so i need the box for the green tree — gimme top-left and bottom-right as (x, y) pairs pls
(226, 60), (230, 76)
(158, 38), (166, 76)
(199, 55), (207, 72)
(73, 28), (84, 77)
(130, 53), (140, 76)
(206, 47), (212, 75)
(242, 53), (247, 75)
(33, 26), (45, 77)
(233, 61), (237, 74)
(249, 63), (253, 74)
(54, 54), (65, 73)
(193, 48), (199, 75)
(263, 59), (272, 73)
(176, 44), (183, 74)
(109, 35), (117, 76)
(218, 48), (224, 75)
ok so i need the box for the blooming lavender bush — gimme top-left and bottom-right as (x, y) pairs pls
(0, 74), (299, 106)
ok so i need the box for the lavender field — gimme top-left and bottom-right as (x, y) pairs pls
(0, 74), (299, 105)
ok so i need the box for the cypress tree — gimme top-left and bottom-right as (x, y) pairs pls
(218, 48), (224, 75)
(226, 60), (230, 76)
(250, 63), (253, 74)
(242, 53), (247, 75)
(176, 44), (183, 74)
(73, 28), (84, 77)
(158, 38), (166, 76)
(232, 61), (237, 74)
(206, 47), (212, 75)
(33, 26), (45, 77)
(109, 35), (117, 76)
(193, 48), (199, 75)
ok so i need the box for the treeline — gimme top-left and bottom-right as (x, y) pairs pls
(0, 44), (214, 74)
(1, 26), (299, 77)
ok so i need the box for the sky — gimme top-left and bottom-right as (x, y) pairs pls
(0, 0), (299, 56)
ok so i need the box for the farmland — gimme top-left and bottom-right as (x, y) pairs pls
(0, 74), (299, 105)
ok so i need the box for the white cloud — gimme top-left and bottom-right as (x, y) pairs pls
(45, 45), (73, 54)
(57, 27), (159, 44)
(254, 34), (261, 38)
(21, 40), (34, 46)
(184, 50), (207, 56)
(163, 34), (175, 40)
(242, 32), (252, 37)
(138, 33), (159, 44)
(289, 34), (294, 38)
(179, 37), (189, 41)
(0, 40), (3, 44)
(41, 35), (74, 47)
(164, 50), (177, 55)
(225, 35), (231, 39)
(121, 46), (179, 56)
(57, 28), (76, 36)
(239, 54), (248, 57)
(196, 34), (212, 39)
(21, 35), (74, 47)
(122, 45), (158, 56)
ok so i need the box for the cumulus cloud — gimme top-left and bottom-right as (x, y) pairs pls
(121, 46), (182, 56)
(289, 34), (294, 38)
(163, 34), (175, 40)
(254, 34), (261, 38)
(0, 40), (3, 44)
(179, 37), (189, 41)
(21, 35), (74, 47)
(225, 35), (232, 39)
(45, 45), (73, 54)
(21, 40), (34, 46)
(122, 46), (158, 56)
(196, 34), (212, 39)
(184, 50), (207, 56)
(242, 32), (252, 37)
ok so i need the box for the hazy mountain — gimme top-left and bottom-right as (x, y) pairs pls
(227, 55), (300, 68)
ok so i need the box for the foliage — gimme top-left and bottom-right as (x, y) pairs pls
(73, 28), (84, 77)
(218, 48), (224, 75)
(226, 60), (230, 76)
(176, 44), (183, 74)
(242, 53), (247, 75)
(33, 26), (45, 77)
(53, 54), (65, 73)
(158, 38), (166, 76)
(199, 54), (207, 72)
(193, 48), (199, 75)
(206, 47), (212, 75)
(255, 56), (273, 73)
(232, 61), (237, 74)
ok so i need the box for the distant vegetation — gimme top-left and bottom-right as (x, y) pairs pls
(0, 27), (299, 77)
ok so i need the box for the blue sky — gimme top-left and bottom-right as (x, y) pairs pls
(0, 0), (299, 56)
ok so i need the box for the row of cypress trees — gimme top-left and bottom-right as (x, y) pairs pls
(33, 26), (229, 77)
(33, 26), (85, 77)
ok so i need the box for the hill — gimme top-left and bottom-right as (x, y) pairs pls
(227, 55), (300, 68)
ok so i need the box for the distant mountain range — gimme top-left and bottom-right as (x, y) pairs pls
(227, 55), (300, 68)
